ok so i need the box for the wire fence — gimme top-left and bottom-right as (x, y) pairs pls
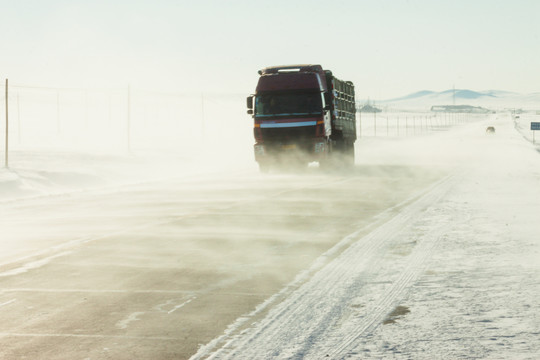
(0, 81), (249, 160)
(513, 113), (540, 145)
(357, 111), (487, 138)
(1, 79), (493, 168)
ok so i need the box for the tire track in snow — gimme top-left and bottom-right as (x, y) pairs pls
(193, 172), (463, 359)
(320, 209), (457, 359)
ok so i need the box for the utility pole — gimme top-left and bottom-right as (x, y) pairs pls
(56, 90), (61, 134)
(17, 93), (21, 144)
(201, 93), (205, 142)
(4, 79), (8, 168)
(374, 110), (377, 137)
(127, 85), (131, 153)
(358, 108), (362, 138)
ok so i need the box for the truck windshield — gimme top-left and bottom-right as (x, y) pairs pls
(255, 93), (322, 117)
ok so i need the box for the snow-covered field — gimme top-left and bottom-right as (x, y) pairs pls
(191, 114), (540, 359)
(0, 148), (254, 201)
(0, 89), (252, 201)
(1, 110), (539, 359)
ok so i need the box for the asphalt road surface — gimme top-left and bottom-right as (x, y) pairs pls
(0, 165), (445, 359)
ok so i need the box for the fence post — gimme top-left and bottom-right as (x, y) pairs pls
(405, 116), (408, 136)
(84, 90), (88, 128)
(374, 111), (377, 137)
(358, 110), (362, 138)
(4, 79), (8, 168)
(201, 93), (205, 141)
(127, 85), (131, 153)
(56, 90), (61, 134)
(17, 93), (21, 144)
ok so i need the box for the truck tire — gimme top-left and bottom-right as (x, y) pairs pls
(330, 139), (354, 170)
(346, 142), (355, 168)
(258, 162), (271, 173)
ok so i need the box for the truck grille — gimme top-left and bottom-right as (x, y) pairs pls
(261, 126), (316, 143)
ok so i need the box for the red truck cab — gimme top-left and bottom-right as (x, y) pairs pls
(247, 64), (355, 171)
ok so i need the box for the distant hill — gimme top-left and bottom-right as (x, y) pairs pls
(440, 89), (494, 99)
(388, 89), (498, 102)
(392, 90), (436, 101)
(377, 89), (540, 110)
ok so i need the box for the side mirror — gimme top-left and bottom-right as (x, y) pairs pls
(246, 96), (253, 110)
(247, 109), (253, 115)
(323, 92), (332, 110)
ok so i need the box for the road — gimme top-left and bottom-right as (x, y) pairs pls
(2, 114), (539, 359)
(0, 161), (444, 359)
(193, 115), (540, 359)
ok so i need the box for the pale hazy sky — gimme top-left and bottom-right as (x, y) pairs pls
(1, 0), (539, 99)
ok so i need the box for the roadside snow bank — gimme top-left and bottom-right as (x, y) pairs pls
(514, 112), (540, 151)
(0, 149), (256, 201)
(193, 113), (540, 359)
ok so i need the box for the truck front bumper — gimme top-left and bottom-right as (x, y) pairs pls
(254, 140), (328, 163)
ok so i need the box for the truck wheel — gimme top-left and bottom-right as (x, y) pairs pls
(258, 162), (271, 173)
(347, 143), (355, 168)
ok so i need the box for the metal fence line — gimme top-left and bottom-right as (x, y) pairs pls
(2, 80), (493, 165)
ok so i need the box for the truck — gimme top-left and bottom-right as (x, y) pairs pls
(246, 64), (356, 171)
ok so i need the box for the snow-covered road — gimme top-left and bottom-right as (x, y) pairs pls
(0, 138), (444, 358)
(194, 115), (540, 359)
(0, 113), (538, 359)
